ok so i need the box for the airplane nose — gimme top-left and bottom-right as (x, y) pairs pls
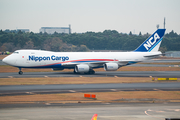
(2, 56), (14, 65)
(2, 57), (8, 64)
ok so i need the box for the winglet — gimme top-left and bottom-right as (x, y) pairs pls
(134, 29), (166, 52)
(91, 114), (98, 120)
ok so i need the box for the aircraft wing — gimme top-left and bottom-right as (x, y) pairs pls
(61, 59), (119, 67)
(61, 59), (132, 68)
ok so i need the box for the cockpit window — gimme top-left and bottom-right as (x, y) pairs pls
(13, 52), (19, 54)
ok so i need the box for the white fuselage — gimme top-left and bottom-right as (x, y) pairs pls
(3, 49), (161, 69)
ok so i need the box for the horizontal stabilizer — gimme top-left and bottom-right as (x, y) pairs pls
(144, 54), (162, 58)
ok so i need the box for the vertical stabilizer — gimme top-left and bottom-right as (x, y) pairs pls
(134, 29), (166, 52)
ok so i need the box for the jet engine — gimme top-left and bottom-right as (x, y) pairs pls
(75, 64), (90, 73)
(104, 63), (119, 71)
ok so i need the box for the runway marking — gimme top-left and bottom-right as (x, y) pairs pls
(144, 109), (164, 120)
(45, 103), (51, 105)
(156, 111), (165, 113)
(69, 90), (76, 93)
(110, 89), (117, 91)
(174, 65), (179, 67)
(167, 109), (180, 112)
(147, 109), (152, 111)
(153, 89), (161, 91)
(102, 103), (111, 104)
(174, 109), (180, 112)
(25, 92), (34, 94)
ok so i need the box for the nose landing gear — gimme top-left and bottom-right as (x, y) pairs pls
(18, 68), (23, 75)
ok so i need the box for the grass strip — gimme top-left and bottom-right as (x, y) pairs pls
(0, 91), (180, 104)
(1, 65), (180, 73)
(0, 77), (165, 85)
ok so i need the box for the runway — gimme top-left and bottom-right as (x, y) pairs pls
(1, 82), (180, 96)
(0, 71), (180, 78)
(1, 60), (180, 120)
(0, 103), (179, 120)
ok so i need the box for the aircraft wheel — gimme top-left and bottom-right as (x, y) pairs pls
(91, 70), (95, 74)
(19, 71), (23, 75)
(88, 69), (95, 74)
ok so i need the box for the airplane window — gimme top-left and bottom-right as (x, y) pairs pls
(13, 52), (19, 54)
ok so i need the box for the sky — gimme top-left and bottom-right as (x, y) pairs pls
(0, 0), (180, 34)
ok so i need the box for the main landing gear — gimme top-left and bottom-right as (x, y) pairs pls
(73, 69), (95, 74)
(88, 69), (95, 74)
(18, 68), (23, 75)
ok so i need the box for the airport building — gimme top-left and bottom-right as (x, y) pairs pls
(4, 29), (30, 33)
(17, 29), (30, 33)
(39, 25), (71, 34)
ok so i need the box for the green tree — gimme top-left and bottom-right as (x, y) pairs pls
(129, 31), (132, 36)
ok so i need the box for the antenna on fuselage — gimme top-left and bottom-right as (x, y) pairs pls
(156, 24), (159, 29)
(164, 17), (166, 29)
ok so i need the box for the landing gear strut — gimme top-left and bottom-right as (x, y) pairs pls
(88, 69), (95, 74)
(18, 68), (23, 75)
(73, 69), (95, 74)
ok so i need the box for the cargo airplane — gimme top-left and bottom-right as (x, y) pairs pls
(3, 29), (166, 75)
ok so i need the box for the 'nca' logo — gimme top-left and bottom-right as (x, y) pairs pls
(143, 33), (160, 50)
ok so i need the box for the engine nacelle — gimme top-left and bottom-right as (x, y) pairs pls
(75, 64), (90, 73)
(104, 63), (119, 71)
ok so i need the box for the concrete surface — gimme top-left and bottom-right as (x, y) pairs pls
(0, 103), (179, 120)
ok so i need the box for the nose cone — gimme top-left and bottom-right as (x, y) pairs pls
(2, 57), (9, 64)
(2, 56), (15, 66)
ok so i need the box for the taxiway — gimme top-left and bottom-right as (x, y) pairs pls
(0, 71), (180, 78)
(0, 82), (180, 96)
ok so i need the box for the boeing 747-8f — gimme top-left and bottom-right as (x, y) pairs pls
(2, 29), (166, 75)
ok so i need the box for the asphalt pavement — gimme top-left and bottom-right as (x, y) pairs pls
(0, 71), (180, 78)
(0, 103), (179, 120)
(0, 82), (180, 96)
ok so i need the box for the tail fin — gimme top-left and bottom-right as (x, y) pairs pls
(91, 114), (98, 120)
(134, 29), (166, 52)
